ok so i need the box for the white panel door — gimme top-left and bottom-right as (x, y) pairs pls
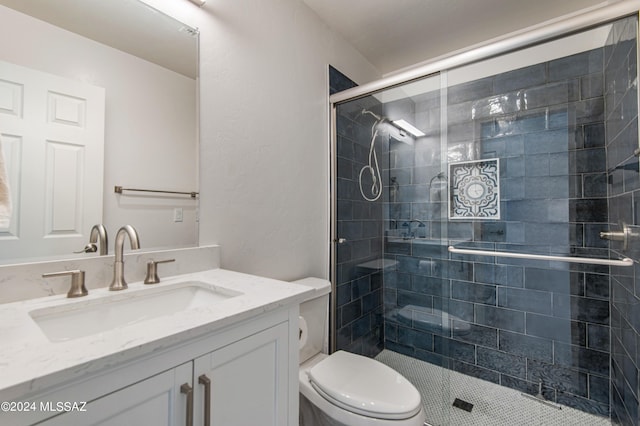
(38, 363), (192, 426)
(0, 60), (105, 260)
(194, 323), (290, 426)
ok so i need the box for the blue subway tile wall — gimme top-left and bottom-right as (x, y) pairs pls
(381, 40), (617, 417)
(605, 17), (640, 426)
(332, 66), (385, 357)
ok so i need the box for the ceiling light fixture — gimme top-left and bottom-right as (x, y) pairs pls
(392, 119), (425, 137)
(188, 0), (206, 6)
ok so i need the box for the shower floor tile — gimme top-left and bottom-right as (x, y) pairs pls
(375, 350), (611, 426)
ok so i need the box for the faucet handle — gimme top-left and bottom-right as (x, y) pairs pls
(74, 243), (98, 254)
(144, 259), (175, 284)
(43, 270), (87, 298)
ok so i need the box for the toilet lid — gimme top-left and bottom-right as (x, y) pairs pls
(308, 351), (422, 420)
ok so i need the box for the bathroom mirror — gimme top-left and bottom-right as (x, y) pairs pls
(0, 0), (198, 264)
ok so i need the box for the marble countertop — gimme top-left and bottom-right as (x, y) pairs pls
(0, 268), (314, 401)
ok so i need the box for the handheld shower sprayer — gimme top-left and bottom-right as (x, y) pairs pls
(359, 109), (384, 202)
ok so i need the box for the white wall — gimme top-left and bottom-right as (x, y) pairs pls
(141, 0), (380, 281)
(0, 5), (198, 253)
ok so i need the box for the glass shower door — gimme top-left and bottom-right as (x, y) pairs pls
(331, 13), (639, 425)
(438, 17), (633, 421)
(333, 72), (451, 425)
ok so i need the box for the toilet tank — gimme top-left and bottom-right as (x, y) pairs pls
(292, 278), (331, 364)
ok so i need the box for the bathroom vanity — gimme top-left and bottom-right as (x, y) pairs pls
(0, 268), (312, 426)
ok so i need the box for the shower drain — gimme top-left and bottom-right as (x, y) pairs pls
(452, 398), (474, 412)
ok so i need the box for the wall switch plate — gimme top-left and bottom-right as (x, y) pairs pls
(173, 208), (183, 222)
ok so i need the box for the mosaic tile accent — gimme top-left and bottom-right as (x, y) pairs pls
(449, 159), (500, 219)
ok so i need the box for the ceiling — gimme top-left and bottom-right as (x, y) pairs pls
(303, 0), (618, 75)
(0, 0), (620, 80)
(0, 0), (198, 78)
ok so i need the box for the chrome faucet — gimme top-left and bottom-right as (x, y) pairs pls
(109, 225), (141, 291)
(89, 224), (109, 255)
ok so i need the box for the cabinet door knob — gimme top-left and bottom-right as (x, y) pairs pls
(180, 383), (193, 426)
(198, 374), (211, 426)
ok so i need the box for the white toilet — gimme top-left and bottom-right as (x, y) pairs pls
(294, 278), (426, 426)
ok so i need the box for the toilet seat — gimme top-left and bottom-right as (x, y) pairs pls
(307, 351), (422, 420)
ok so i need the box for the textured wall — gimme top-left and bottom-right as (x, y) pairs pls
(142, 0), (381, 282)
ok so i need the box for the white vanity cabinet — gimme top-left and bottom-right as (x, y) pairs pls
(193, 322), (289, 425)
(8, 308), (297, 426)
(38, 363), (192, 426)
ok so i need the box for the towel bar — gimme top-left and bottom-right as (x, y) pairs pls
(114, 186), (198, 199)
(447, 246), (633, 266)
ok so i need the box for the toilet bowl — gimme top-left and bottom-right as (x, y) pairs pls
(294, 278), (426, 426)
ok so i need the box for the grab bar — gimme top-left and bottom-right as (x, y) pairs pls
(447, 246), (633, 267)
(114, 186), (198, 199)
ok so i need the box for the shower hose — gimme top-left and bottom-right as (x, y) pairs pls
(359, 125), (382, 201)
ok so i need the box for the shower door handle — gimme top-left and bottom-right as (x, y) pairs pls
(333, 238), (347, 244)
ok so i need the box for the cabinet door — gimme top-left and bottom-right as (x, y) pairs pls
(38, 363), (192, 426)
(194, 323), (289, 426)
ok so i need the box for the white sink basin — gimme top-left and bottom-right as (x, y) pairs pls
(29, 281), (242, 342)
